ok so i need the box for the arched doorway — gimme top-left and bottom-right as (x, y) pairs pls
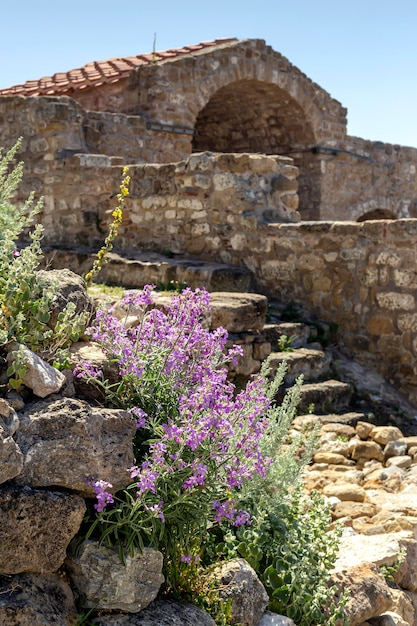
(357, 209), (397, 222)
(192, 79), (320, 218)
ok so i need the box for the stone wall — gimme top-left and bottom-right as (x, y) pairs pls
(119, 152), (300, 256)
(0, 121), (300, 250)
(2, 58), (417, 223)
(257, 220), (417, 406)
(319, 136), (417, 221)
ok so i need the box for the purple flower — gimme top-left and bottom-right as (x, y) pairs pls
(183, 462), (208, 489)
(179, 554), (192, 564)
(12, 249), (20, 257)
(233, 510), (251, 527)
(146, 500), (165, 522)
(131, 407), (147, 428)
(87, 479), (114, 513)
(73, 361), (102, 380)
(121, 284), (155, 310)
(82, 285), (272, 537)
(212, 499), (251, 527)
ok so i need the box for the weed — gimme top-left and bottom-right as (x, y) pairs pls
(277, 334), (294, 352)
(0, 139), (89, 387)
(380, 547), (406, 582)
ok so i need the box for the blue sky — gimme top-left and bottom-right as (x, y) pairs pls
(2, 0), (417, 147)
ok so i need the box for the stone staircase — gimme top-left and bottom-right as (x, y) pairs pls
(209, 290), (412, 431)
(259, 315), (353, 413)
(51, 246), (416, 430)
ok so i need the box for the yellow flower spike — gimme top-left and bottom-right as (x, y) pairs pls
(83, 167), (130, 285)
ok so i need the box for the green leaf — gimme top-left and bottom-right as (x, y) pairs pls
(264, 565), (283, 590)
(6, 364), (16, 377)
(271, 586), (290, 601)
(38, 311), (50, 324)
(9, 377), (22, 389)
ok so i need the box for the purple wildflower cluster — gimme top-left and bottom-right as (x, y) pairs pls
(180, 553), (200, 564)
(131, 407), (147, 429)
(79, 286), (272, 527)
(212, 499), (252, 527)
(73, 361), (103, 380)
(87, 479), (114, 513)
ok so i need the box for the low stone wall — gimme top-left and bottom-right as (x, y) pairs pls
(120, 152), (300, 256)
(319, 136), (417, 221)
(19, 150), (299, 251)
(256, 220), (417, 406)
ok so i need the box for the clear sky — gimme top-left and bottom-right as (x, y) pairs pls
(2, 0), (417, 148)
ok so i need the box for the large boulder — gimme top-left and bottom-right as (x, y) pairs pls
(329, 563), (394, 626)
(37, 267), (94, 324)
(211, 558), (269, 626)
(14, 397), (136, 496)
(333, 530), (415, 572)
(66, 540), (164, 612)
(0, 485), (85, 574)
(0, 572), (77, 626)
(92, 598), (216, 625)
(7, 343), (66, 398)
(0, 421), (23, 484)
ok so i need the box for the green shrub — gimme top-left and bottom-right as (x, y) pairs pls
(277, 334), (294, 352)
(0, 139), (89, 386)
(205, 361), (349, 625)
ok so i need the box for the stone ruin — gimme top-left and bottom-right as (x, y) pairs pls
(2, 37), (417, 221)
(1, 37), (417, 407)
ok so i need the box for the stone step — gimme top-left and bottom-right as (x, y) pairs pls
(291, 412), (368, 432)
(43, 247), (255, 293)
(296, 379), (353, 414)
(207, 293), (268, 333)
(268, 347), (332, 385)
(132, 291), (268, 335)
(263, 322), (311, 349)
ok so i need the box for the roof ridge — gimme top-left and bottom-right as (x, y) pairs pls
(0, 37), (239, 97)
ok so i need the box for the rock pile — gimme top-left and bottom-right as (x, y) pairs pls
(294, 414), (417, 625)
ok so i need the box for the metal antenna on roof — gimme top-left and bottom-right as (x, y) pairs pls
(152, 33), (157, 63)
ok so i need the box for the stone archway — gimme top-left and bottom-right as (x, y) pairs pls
(356, 209), (397, 222)
(192, 79), (320, 217)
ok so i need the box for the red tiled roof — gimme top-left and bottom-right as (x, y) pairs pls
(0, 38), (238, 97)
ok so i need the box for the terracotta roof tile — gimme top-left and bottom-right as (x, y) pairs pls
(0, 37), (237, 97)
